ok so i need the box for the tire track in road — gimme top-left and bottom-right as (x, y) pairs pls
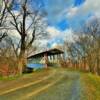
(21, 73), (65, 100)
(0, 68), (83, 100)
(30, 71), (82, 100)
(67, 73), (81, 100)
(0, 69), (56, 96)
(0, 69), (63, 100)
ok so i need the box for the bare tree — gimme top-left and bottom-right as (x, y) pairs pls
(5, 0), (47, 74)
(0, 32), (7, 42)
(0, 0), (8, 42)
(84, 17), (100, 74)
(64, 17), (100, 75)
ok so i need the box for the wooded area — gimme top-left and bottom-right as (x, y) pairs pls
(63, 18), (100, 75)
(0, 0), (100, 76)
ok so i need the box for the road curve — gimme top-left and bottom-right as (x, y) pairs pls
(0, 68), (83, 100)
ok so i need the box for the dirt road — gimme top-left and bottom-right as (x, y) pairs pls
(0, 68), (84, 100)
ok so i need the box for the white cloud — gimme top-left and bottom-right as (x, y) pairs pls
(63, 29), (76, 42)
(80, 0), (100, 23)
(46, 26), (61, 38)
(67, 7), (78, 18)
(51, 42), (63, 49)
(66, 0), (100, 19)
(45, 0), (74, 24)
(51, 42), (58, 48)
(83, 0), (100, 12)
(47, 26), (77, 43)
(49, 28), (78, 49)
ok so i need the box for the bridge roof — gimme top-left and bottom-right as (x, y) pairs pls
(28, 48), (64, 59)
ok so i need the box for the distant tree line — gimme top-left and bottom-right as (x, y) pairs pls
(64, 17), (100, 75)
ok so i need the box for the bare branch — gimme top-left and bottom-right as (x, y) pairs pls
(0, 32), (7, 42)
(8, 10), (22, 35)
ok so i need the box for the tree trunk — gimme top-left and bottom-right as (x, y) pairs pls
(97, 57), (100, 75)
(17, 34), (26, 75)
(18, 50), (26, 75)
(18, 58), (23, 75)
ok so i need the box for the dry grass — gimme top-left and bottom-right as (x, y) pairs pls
(0, 68), (52, 94)
(82, 73), (100, 100)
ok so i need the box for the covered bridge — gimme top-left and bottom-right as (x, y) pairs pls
(27, 48), (64, 69)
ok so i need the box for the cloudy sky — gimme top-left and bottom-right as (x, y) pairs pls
(3, 0), (100, 49)
(33, 0), (99, 48)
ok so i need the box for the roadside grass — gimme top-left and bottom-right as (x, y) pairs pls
(81, 73), (100, 100)
(0, 67), (50, 81)
(0, 69), (60, 100)
(0, 74), (21, 81)
(0, 68), (52, 94)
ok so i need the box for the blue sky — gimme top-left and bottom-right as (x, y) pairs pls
(43, 0), (85, 28)
(38, 0), (100, 48)
(12, 0), (100, 48)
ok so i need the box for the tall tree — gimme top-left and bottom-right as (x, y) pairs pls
(5, 0), (48, 74)
(0, 0), (8, 42)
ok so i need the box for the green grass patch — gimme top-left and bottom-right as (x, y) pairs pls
(0, 74), (21, 81)
(0, 67), (51, 81)
(81, 73), (100, 100)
